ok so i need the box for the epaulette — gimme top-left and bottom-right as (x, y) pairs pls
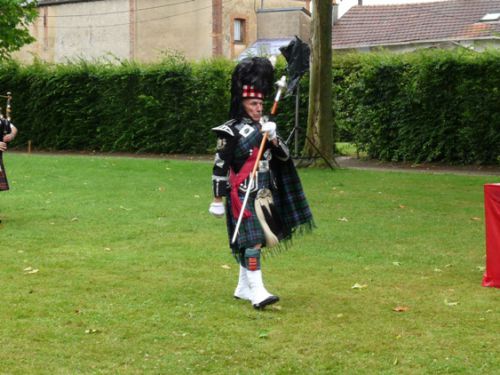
(212, 120), (236, 137)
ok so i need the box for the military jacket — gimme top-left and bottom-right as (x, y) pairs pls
(211, 117), (289, 197)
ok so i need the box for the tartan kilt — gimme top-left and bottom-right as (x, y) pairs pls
(226, 191), (265, 252)
(0, 154), (9, 191)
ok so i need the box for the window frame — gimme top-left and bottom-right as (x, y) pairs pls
(232, 17), (246, 44)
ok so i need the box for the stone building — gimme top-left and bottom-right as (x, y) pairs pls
(15, 0), (312, 63)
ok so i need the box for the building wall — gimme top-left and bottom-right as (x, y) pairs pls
(55, 0), (130, 62)
(14, 0), (309, 63)
(14, 6), (57, 63)
(15, 0), (130, 63)
(461, 39), (500, 52)
(222, 0), (255, 59)
(222, 0), (305, 59)
(134, 0), (213, 62)
(257, 8), (310, 42)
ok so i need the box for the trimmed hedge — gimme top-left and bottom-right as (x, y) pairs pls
(0, 56), (306, 154)
(333, 49), (500, 164)
(1, 49), (499, 164)
(0, 56), (233, 153)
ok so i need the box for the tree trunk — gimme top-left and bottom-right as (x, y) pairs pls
(304, 0), (335, 165)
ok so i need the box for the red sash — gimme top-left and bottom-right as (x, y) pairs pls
(229, 147), (258, 220)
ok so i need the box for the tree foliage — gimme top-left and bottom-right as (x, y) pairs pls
(0, 0), (38, 61)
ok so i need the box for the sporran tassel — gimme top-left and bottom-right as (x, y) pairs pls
(255, 189), (285, 248)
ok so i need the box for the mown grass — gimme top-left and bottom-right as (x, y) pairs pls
(0, 153), (499, 374)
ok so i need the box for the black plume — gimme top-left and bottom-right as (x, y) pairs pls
(229, 57), (274, 119)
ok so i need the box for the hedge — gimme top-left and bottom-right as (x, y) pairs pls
(0, 56), (229, 153)
(333, 49), (500, 164)
(1, 49), (499, 164)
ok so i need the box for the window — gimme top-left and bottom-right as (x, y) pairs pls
(234, 19), (245, 43)
(480, 13), (500, 22)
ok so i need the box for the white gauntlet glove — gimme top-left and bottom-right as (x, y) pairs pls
(260, 121), (277, 141)
(209, 201), (225, 218)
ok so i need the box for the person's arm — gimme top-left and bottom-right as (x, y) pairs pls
(261, 121), (290, 161)
(0, 142), (7, 152)
(211, 128), (236, 200)
(209, 125), (236, 217)
(270, 136), (290, 161)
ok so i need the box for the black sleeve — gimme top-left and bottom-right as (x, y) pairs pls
(0, 119), (9, 136)
(212, 134), (237, 197)
(269, 136), (290, 161)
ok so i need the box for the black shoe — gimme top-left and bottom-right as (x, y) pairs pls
(253, 295), (279, 310)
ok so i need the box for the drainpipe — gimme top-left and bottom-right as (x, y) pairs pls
(332, 1), (339, 25)
(212, 0), (223, 57)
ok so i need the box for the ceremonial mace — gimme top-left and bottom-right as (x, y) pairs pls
(231, 76), (287, 245)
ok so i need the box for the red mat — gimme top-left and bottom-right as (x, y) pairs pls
(483, 184), (500, 288)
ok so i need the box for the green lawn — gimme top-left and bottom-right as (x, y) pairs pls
(0, 153), (499, 374)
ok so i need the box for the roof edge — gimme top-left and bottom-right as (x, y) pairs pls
(333, 35), (500, 50)
(38, 0), (103, 6)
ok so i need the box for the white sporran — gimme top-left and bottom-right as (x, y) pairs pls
(255, 188), (280, 248)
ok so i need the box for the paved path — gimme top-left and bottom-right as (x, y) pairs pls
(335, 156), (500, 176)
(10, 150), (500, 176)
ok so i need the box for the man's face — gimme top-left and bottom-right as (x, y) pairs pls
(242, 98), (263, 122)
